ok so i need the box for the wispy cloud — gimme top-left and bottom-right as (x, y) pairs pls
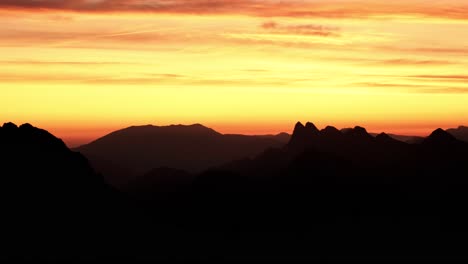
(0, 60), (144, 66)
(410, 75), (468, 80)
(379, 59), (455, 66)
(415, 88), (468, 94)
(261, 21), (340, 37)
(1, 1), (468, 20)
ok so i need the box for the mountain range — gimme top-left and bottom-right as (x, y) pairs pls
(3, 121), (468, 260)
(75, 124), (288, 187)
(75, 123), (467, 189)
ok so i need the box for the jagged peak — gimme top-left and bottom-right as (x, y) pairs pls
(305, 122), (319, 132)
(288, 121), (319, 147)
(0, 122), (68, 151)
(291, 122), (306, 136)
(294, 121), (305, 130)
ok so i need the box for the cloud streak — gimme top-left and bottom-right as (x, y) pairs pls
(261, 21), (340, 37)
(1, 0), (468, 20)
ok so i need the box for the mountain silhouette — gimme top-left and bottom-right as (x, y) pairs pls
(4, 121), (468, 261)
(370, 132), (424, 143)
(447, 125), (468, 142)
(287, 122), (403, 158)
(0, 122), (127, 259)
(75, 124), (287, 188)
(223, 122), (468, 178)
(0, 122), (108, 197)
(424, 128), (458, 144)
(126, 167), (195, 200)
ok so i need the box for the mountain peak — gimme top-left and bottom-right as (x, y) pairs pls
(19, 123), (34, 130)
(293, 121), (305, 131)
(342, 126), (371, 138)
(425, 128), (457, 143)
(375, 132), (395, 143)
(1, 122), (69, 153)
(320, 126), (342, 137)
(354, 126), (368, 134)
(305, 122), (319, 132)
(291, 122), (306, 137)
(2, 122), (18, 130)
(289, 121), (320, 148)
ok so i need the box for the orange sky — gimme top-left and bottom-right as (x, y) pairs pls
(1, 0), (468, 147)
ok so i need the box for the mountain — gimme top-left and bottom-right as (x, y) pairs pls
(75, 124), (287, 187)
(0, 122), (108, 200)
(447, 125), (468, 142)
(3, 121), (468, 260)
(288, 123), (402, 156)
(255, 132), (291, 143)
(126, 167), (195, 200)
(0, 122), (124, 258)
(370, 132), (424, 143)
(224, 122), (468, 177)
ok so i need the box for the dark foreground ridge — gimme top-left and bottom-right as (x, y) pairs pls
(2, 122), (468, 261)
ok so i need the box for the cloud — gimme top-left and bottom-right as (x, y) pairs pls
(261, 21), (278, 29)
(410, 75), (468, 80)
(1, 0), (468, 20)
(381, 59), (455, 66)
(0, 0), (259, 13)
(0, 60), (143, 66)
(416, 88), (468, 94)
(261, 21), (340, 37)
(355, 82), (468, 94)
(378, 46), (468, 55)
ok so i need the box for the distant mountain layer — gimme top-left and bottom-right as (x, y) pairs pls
(222, 122), (468, 178)
(369, 132), (424, 143)
(75, 124), (288, 186)
(447, 126), (468, 143)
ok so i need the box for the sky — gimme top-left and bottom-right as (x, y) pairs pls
(1, 0), (468, 147)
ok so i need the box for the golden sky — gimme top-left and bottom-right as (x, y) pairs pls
(1, 0), (468, 146)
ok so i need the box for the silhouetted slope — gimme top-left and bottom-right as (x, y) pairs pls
(0, 122), (108, 199)
(447, 125), (468, 142)
(262, 132), (291, 143)
(370, 132), (424, 143)
(0, 123), (118, 258)
(75, 124), (286, 187)
(0, 123), (186, 260)
(424, 128), (459, 145)
(126, 167), (194, 200)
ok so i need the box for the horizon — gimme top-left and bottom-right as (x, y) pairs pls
(2, 1), (468, 147)
(3, 120), (465, 148)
